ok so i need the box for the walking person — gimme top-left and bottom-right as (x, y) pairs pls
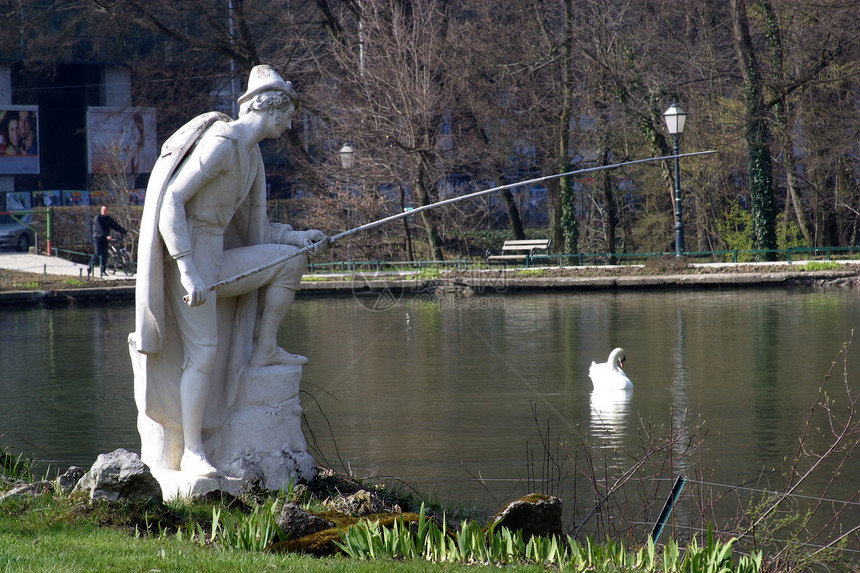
(88, 205), (128, 277)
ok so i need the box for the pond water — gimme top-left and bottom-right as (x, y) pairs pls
(1, 286), (858, 548)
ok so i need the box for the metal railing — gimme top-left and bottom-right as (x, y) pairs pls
(306, 246), (860, 274)
(0, 208), (54, 254)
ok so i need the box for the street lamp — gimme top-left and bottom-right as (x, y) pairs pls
(338, 143), (356, 264)
(339, 143), (355, 170)
(663, 103), (687, 256)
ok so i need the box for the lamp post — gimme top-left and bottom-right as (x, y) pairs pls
(663, 103), (687, 256)
(339, 143), (356, 265)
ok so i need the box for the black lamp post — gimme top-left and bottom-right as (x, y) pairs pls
(663, 103), (687, 256)
(339, 143), (356, 264)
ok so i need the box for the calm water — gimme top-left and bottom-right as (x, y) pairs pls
(1, 287), (858, 542)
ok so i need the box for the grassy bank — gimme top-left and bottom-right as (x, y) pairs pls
(0, 467), (539, 573)
(1, 482), (760, 573)
(0, 448), (763, 573)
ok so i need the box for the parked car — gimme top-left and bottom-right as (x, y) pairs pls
(0, 214), (35, 252)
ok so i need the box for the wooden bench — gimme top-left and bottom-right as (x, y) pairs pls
(487, 239), (552, 266)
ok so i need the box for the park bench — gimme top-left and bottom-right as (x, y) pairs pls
(487, 239), (552, 266)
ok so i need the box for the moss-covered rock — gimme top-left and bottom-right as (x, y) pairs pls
(489, 493), (562, 541)
(268, 511), (426, 556)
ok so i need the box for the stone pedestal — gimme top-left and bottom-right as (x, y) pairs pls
(205, 364), (317, 490)
(136, 362), (316, 499)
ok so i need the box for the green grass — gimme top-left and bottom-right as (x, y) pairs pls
(515, 268), (548, 277)
(1, 524), (513, 572)
(0, 533), (542, 573)
(0, 495), (532, 573)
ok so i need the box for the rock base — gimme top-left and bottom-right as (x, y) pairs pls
(151, 469), (245, 499)
(204, 364), (317, 490)
(137, 363), (317, 499)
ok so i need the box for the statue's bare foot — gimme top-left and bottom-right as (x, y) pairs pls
(250, 346), (308, 367)
(180, 448), (218, 477)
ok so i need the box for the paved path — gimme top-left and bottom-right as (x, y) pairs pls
(0, 251), (131, 281)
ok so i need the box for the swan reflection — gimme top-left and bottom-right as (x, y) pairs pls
(589, 389), (632, 446)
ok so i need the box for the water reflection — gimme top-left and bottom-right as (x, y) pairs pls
(1, 289), (858, 535)
(671, 304), (692, 478)
(0, 304), (138, 468)
(589, 389), (632, 446)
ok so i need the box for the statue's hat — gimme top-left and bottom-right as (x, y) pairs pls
(238, 65), (299, 105)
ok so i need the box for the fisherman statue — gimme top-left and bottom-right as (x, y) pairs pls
(129, 65), (328, 498)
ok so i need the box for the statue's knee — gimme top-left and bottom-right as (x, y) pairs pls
(274, 255), (306, 287)
(182, 347), (217, 374)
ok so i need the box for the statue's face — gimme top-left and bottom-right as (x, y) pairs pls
(267, 102), (295, 138)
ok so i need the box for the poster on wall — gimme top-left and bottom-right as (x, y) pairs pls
(87, 107), (157, 180)
(4, 191), (32, 211)
(88, 190), (113, 205)
(62, 190), (89, 206)
(0, 106), (40, 175)
(33, 190), (61, 207)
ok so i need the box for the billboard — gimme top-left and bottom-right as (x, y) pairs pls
(0, 106), (40, 175)
(87, 107), (157, 177)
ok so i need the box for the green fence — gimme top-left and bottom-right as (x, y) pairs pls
(306, 246), (860, 274)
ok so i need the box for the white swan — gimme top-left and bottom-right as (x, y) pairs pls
(589, 347), (633, 391)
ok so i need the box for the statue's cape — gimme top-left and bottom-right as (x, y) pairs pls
(130, 111), (258, 430)
(133, 111), (230, 355)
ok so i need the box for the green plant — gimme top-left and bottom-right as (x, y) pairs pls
(334, 504), (448, 561)
(801, 261), (839, 271)
(1, 445), (34, 481)
(776, 219), (807, 250)
(717, 201), (754, 261)
(413, 269), (442, 280)
(335, 504), (762, 570)
(211, 499), (284, 552)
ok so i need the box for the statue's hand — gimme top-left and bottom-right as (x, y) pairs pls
(302, 230), (330, 256)
(177, 257), (208, 307)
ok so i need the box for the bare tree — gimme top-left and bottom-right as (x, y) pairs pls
(3, 0), (858, 259)
(304, 0), (459, 261)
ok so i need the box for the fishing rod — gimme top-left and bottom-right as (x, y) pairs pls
(194, 149), (718, 298)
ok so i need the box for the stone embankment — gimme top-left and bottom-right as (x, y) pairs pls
(301, 264), (860, 298)
(1, 262), (859, 306)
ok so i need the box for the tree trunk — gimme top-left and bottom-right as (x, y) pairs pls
(758, 0), (813, 247)
(413, 154), (444, 261)
(731, 0), (777, 258)
(782, 145), (813, 246)
(399, 184), (415, 261)
(599, 146), (616, 260)
(499, 189), (525, 239)
(558, 0), (578, 254)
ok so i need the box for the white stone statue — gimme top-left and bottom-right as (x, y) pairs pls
(128, 65), (328, 498)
